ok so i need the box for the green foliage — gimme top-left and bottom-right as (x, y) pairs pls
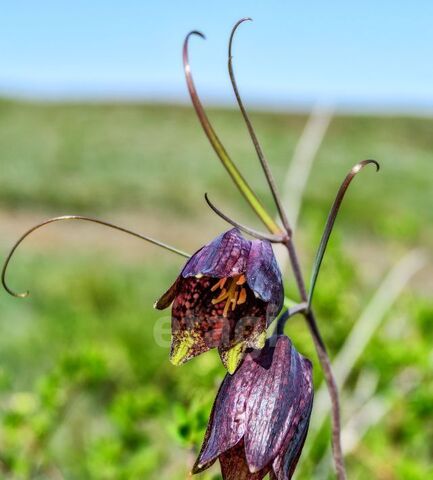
(0, 101), (431, 478)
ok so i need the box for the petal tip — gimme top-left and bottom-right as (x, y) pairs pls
(170, 334), (195, 366)
(252, 330), (267, 350)
(155, 276), (181, 310)
(222, 342), (246, 374)
(153, 298), (163, 310)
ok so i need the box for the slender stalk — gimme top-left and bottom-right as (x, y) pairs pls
(275, 302), (308, 335)
(183, 21), (374, 479)
(2, 215), (190, 298)
(310, 248), (426, 436)
(282, 160), (379, 479)
(228, 18), (292, 235)
(283, 238), (347, 480)
(227, 29), (345, 469)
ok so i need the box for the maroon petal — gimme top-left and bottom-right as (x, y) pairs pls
(154, 276), (182, 310)
(220, 441), (269, 480)
(169, 276), (269, 367)
(182, 229), (250, 279)
(271, 363), (313, 479)
(192, 363), (257, 472)
(193, 335), (313, 477)
(270, 408), (311, 480)
(155, 229), (285, 371)
(243, 337), (313, 473)
(169, 277), (226, 365)
(217, 309), (268, 373)
(246, 239), (283, 315)
(193, 336), (310, 472)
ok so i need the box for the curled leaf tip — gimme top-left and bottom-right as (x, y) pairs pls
(354, 159), (380, 174)
(369, 159), (380, 171)
(229, 18), (253, 57)
(238, 16), (253, 25)
(3, 284), (29, 299)
(186, 30), (206, 41)
(2, 249), (30, 298)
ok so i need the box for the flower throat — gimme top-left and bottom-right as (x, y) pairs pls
(211, 274), (247, 317)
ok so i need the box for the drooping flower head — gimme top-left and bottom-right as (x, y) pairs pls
(192, 335), (313, 479)
(155, 228), (283, 372)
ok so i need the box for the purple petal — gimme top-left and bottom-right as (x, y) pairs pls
(271, 357), (313, 479)
(169, 276), (268, 366)
(192, 362), (258, 472)
(219, 441), (269, 480)
(246, 240), (283, 315)
(154, 276), (181, 310)
(243, 337), (313, 473)
(182, 229), (250, 278)
(193, 335), (313, 477)
(245, 337), (302, 470)
(217, 311), (268, 372)
(171, 277), (226, 347)
(271, 402), (312, 479)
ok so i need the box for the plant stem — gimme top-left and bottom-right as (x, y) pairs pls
(283, 238), (347, 480)
(275, 302), (308, 335)
(184, 23), (348, 478)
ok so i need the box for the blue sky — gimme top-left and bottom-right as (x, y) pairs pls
(1, 1), (433, 112)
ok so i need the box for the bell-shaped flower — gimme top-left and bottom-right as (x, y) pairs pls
(192, 335), (313, 479)
(155, 228), (283, 372)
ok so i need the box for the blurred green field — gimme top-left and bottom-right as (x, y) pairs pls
(0, 100), (432, 479)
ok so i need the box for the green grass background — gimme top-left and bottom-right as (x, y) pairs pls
(0, 100), (432, 479)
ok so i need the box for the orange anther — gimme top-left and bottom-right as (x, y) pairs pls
(237, 287), (247, 305)
(212, 288), (228, 304)
(211, 277), (227, 292)
(210, 275), (248, 317)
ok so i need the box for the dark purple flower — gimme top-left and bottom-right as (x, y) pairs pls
(154, 228), (283, 372)
(192, 335), (313, 479)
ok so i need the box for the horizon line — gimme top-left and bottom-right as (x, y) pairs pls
(1, 91), (433, 118)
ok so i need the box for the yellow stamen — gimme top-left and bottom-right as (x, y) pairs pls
(231, 290), (239, 311)
(211, 275), (248, 317)
(211, 277), (227, 292)
(223, 299), (231, 317)
(237, 287), (247, 305)
(212, 288), (228, 304)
